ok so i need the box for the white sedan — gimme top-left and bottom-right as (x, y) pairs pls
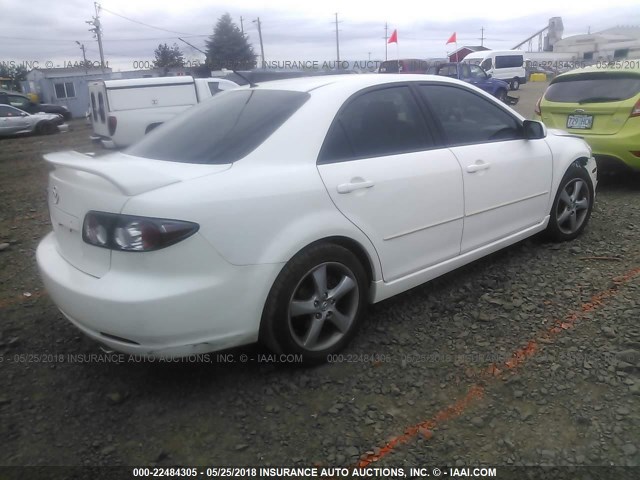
(0, 104), (67, 136)
(37, 74), (597, 363)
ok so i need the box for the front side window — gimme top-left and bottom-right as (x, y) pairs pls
(128, 89), (309, 164)
(8, 95), (30, 109)
(480, 58), (492, 71)
(419, 84), (523, 145)
(469, 65), (487, 79)
(319, 86), (431, 163)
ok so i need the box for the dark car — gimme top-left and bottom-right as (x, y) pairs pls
(427, 63), (514, 103)
(0, 90), (71, 120)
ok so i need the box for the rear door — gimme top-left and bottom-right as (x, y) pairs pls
(317, 84), (464, 281)
(0, 105), (30, 134)
(88, 81), (109, 137)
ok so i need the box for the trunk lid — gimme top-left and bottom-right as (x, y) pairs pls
(44, 151), (231, 277)
(541, 100), (632, 135)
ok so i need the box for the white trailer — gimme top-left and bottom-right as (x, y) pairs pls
(88, 76), (239, 148)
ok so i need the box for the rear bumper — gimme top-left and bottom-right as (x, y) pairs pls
(90, 134), (117, 149)
(580, 129), (640, 171)
(537, 114), (640, 171)
(36, 232), (283, 358)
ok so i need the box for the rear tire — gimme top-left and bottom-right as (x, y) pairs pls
(545, 165), (594, 242)
(260, 243), (368, 364)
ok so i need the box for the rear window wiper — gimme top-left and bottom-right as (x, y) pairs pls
(578, 96), (623, 104)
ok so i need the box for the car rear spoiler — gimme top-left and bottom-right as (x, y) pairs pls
(43, 151), (181, 196)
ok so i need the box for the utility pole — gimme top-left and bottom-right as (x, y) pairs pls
(480, 27), (485, 47)
(86, 2), (105, 72)
(384, 22), (388, 61)
(76, 41), (88, 73)
(240, 16), (244, 35)
(335, 13), (340, 66)
(253, 18), (265, 68)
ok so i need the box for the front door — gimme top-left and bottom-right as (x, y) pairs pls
(417, 83), (553, 253)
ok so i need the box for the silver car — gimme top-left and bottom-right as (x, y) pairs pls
(0, 105), (67, 137)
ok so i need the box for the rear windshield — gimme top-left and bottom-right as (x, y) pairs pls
(545, 73), (640, 103)
(127, 89), (310, 164)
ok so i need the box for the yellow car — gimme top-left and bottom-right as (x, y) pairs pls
(534, 64), (640, 171)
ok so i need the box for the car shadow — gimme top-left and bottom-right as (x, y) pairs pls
(596, 169), (640, 192)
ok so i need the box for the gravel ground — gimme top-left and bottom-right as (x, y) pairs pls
(0, 84), (639, 477)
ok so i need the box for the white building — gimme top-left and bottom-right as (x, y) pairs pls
(553, 26), (640, 61)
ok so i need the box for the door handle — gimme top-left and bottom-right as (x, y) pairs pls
(337, 180), (374, 194)
(466, 161), (490, 173)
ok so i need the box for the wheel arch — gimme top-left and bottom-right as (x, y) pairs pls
(305, 235), (375, 285)
(258, 235), (377, 355)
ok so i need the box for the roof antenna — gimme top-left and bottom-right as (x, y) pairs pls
(232, 70), (257, 88)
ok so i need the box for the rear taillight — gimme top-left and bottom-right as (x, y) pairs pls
(108, 115), (117, 136)
(82, 211), (199, 252)
(630, 99), (640, 118)
(534, 96), (542, 116)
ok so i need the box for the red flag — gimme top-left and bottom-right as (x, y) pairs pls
(446, 32), (457, 44)
(388, 29), (398, 44)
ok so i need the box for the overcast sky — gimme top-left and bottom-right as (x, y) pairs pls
(1, 0), (639, 71)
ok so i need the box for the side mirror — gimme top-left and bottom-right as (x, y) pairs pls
(523, 120), (546, 139)
(487, 73), (492, 78)
(21, 112), (29, 117)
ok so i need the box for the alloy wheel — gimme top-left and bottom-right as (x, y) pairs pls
(555, 178), (590, 235)
(287, 262), (359, 352)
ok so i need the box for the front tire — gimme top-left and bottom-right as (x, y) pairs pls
(510, 78), (520, 90)
(545, 165), (594, 241)
(496, 89), (507, 102)
(36, 121), (56, 135)
(260, 243), (368, 364)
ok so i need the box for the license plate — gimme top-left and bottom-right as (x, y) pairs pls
(567, 114), (593, 129)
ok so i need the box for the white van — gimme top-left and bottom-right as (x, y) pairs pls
(89, 76), (239, 148)
(463, 50), (527, 91)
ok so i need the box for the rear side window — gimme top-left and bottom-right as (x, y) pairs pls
(128, 89), (309, 164)
(545, 73), (640, 103)
(495, 55), (523, 69)
(319, 86), (432, 163)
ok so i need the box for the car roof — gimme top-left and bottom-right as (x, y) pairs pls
(555, 64), (640, 79)
(250, 73), (464, 93)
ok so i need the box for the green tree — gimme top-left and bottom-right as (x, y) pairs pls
(153, 43), (185, 68)
(0, 64), (28, 90)
(205, 13), (255, 70)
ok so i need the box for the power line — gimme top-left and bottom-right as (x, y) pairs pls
(99, 5), (206, 36)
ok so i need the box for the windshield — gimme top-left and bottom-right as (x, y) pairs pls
(545, 73), (640, 103)
(127, 89), (310, 164)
